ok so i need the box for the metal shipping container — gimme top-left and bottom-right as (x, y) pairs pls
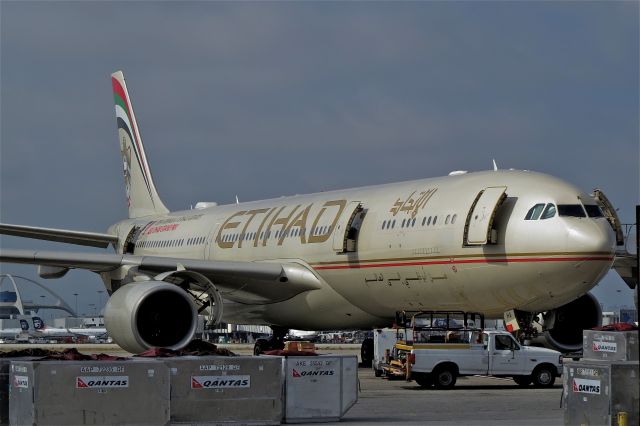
(563, 360), (639, 426)
(9, 359), (170, 425)
(1, 358), (36, 426)
(583, 331), (638, 362)
(1, 359), (12, 426)
(163, 355), (283, 425)
(282, 355), (358, 423)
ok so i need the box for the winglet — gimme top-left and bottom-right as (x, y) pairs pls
(111, 71), (169, 218)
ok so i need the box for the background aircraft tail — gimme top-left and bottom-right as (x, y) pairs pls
(111, 70), (169, 218)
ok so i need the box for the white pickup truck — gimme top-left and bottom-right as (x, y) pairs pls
(401, 330), (562, 389)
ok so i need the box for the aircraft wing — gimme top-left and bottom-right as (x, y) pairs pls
(0, 223), (118, 249)
(0, 249), (321, 303)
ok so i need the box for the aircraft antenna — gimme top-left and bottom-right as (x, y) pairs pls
(492, 159), (498, 171)
(235, 195), (240, 205)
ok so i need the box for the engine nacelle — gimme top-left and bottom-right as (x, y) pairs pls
(104, 281), (198, 354)
(541, 293), (602, 352)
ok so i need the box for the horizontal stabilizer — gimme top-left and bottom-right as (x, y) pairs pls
(0, 223), (118, 248)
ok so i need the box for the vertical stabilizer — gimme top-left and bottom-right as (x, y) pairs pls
(111, 71), (169, 218)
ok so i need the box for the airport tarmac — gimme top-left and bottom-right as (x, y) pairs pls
(335, 368), (563, 426)
(1, 343), (563, 425)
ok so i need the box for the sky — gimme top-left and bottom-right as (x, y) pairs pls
(0, 1), (638, 319)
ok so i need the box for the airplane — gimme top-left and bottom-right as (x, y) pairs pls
(0, 70), (625, 359)
(0, 315), (108, 342)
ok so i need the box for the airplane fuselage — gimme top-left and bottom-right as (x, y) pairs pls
(107, 169), (615, 330)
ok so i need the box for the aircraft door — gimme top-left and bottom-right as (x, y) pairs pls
(592, 189), (624, 246)
(205, 222), (221, 260)
(463, 187), (507, 246)
(123, 225), (143, 254)
(332, 201), (364, 253)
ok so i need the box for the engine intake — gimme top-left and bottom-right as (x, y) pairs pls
(542, 293), (602, 352)
(104, 281), (197, 354)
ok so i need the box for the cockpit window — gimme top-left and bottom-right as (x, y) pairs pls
(558, 204), (586, 218)
(540, 203), (556, 220)
(525, 204), (545, 220)
(584, 204), (604, 218)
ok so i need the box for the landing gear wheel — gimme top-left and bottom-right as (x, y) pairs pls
(532, 366), (556, 388)
(433, 366), (457, 390)
(373, 367), (383, 377)
(513, 375), (532, 387)
(361, 338), (374, 368)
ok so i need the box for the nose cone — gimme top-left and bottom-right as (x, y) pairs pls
(565, 219), (616, 255)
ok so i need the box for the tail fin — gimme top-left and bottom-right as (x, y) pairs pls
(111, 70), (169, 218)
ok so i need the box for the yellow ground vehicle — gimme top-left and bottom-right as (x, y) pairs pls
(383, 311), (485, 381)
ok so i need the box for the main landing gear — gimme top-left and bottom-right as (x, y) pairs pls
(253, 326), (287, 355)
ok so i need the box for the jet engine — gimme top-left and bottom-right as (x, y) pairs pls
(104, 271), (222, 354)
(539, 293), (602, 352)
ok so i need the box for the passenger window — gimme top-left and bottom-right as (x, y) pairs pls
(422, 217), (426, 226)
(382, 220), (386, 229)
(427, 217), (432, 226)
(445, 215), (450, 225)
(401, 219), (406, 228)
(540, 204), (556, 220)
(525, 203), (545, 220)
(392, 220), (396, 228)
(451, 214), (457, 224)
(433, 216), (437, 225)
(412, 218), (416, 227)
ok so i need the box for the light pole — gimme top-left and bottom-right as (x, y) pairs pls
(97, 290), (105, 315)
(39, 295), (46, 320)
(73, 293), (79, 317)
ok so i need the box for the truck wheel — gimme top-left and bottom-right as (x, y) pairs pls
(361, 338), (374, 368)
(433, 366), (457, 390)
(253, 338), (269, 355)
(513, 375), (532, 387)
(532, 365), (555, 388)
(414, 373), (433, 388)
